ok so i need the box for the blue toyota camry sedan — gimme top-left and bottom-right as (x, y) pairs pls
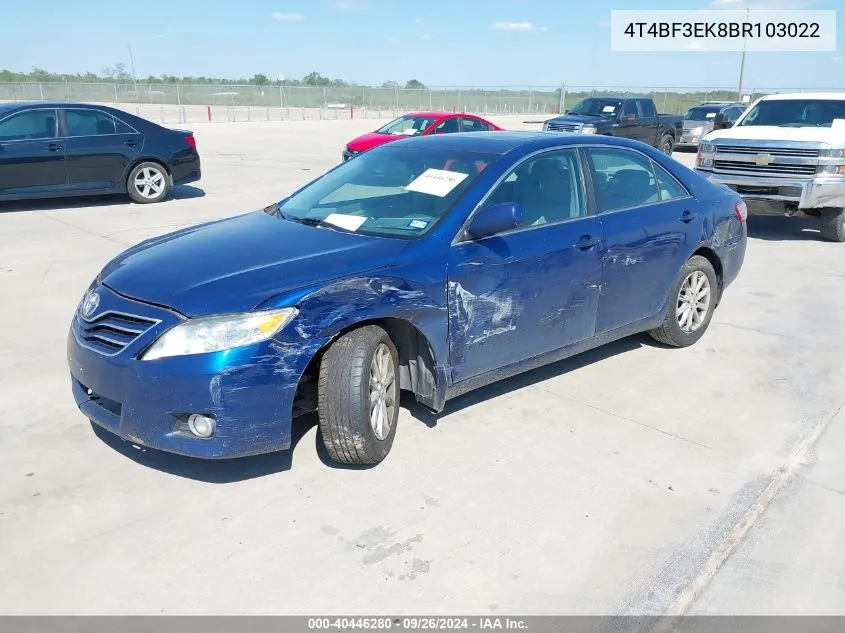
(0, 101), (200, 204)
(67, 132), (747, 465)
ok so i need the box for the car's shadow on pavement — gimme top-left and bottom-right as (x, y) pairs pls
(746, 215), (824, 241)
(0, 185), (205, 213)
(91, 334), (653, 482)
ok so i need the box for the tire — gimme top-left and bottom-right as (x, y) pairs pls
(819, 208), (845, 242)
(649, 255), (718, 347)
(127, 161), (171, 204)
(318, 325), (400, 465)
(658, 133), (675, 156)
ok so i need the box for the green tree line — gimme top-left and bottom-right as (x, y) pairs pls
(0, 66), (427, 89)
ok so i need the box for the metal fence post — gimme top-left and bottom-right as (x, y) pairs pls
(40, 83), (45, 101)
(176, 84), (182, 122)
(559, 84), (566, 114)
(663, 90), (668, 113)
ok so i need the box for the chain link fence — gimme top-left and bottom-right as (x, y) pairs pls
(0, 82), (835, 123)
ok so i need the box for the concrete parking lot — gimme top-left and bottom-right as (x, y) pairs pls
(1, 117), (843, 618)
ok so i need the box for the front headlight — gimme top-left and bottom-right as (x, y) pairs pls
(141, 307), (298, 361)
(696, 141), (717, 168)
(581, 125), (598, 135)
(820, 148), (845, 158)
(542, 122), (550, 131)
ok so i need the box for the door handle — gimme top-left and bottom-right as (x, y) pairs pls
(124, 139), (137, 147)
(575, 234), (600, 250)
(48, 143), (63, 152)
(680, 210), (697, 223)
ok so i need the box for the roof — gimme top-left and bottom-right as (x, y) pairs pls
(385, 130), (651, 155)
(759, 92), (845, 101)
(402, 111), (478, 118)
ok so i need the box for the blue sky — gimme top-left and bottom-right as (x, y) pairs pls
(0, 0), (841, 89)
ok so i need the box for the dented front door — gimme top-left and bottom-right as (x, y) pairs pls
(446, 217), (604, 384)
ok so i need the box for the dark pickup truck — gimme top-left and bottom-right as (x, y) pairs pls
(542, 97), (684, 155)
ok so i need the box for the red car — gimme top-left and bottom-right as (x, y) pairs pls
(341, 112), (503, 161)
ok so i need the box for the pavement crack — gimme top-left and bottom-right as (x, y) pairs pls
(42, 213), (131, 246)
(541, 388), (712, 450)
(649, 397), (845, 630)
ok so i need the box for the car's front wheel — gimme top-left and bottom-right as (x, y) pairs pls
(649, 255), (718, 347)
(127, 161), (171, 204)
(318, 325), (400, 465)
(819, 208), (845, 242)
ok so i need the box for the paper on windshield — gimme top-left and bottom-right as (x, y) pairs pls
(324, 213), (367, 231)
(405, 168), (468, 197)
(602, 105), (617, 113)
(400, 128), (417, 135)
(706, 112), (717, 118)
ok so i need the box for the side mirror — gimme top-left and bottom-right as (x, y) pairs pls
(467, 202), (523, 240)
(564, 109), (570, 114)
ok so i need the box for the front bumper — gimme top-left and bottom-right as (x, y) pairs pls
(67, 284), (319, 459)
(695, 170), (845, 212)
(677, 134), (702, 147)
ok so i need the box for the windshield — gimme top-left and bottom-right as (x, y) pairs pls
(568, 98), (624, 117)
(684, 106), (722, 121)
(275, 145), (499, 239)
(738, 99), (845, 127)
(375, 115), (438, 136)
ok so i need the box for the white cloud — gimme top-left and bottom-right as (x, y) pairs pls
(833, 56), (843, 62)
(492, 21), (546, 32)
(332, 1), (368, 9)
(271, 12), (305, 21)
(708, 0), (814, 8)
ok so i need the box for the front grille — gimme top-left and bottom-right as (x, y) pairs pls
(713, 160), (817, 177)
(547, 122), (579, 132)
(76, 311), (160, 356)
(717, 145), (821, 158)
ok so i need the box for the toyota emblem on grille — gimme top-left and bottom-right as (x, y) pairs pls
(81, 291), (100, 318)
(755, 154), (774, 166)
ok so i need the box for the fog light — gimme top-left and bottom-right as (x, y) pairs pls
(187, 414), (216, 439)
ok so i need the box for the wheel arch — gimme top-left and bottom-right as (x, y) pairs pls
(293, 316), (445, 420)
(691, 245), (724, 303)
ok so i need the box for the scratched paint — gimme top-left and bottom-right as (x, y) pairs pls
(448, 281), (522, 345)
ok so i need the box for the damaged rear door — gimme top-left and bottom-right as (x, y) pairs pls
(583, 146), (702, 334)
(447, 148), (604, 383)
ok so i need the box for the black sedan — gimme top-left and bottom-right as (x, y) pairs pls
(0, 102), (201, 204)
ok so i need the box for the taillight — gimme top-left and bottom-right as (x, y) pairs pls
(734, 199), (747, 222)
(185, 135), (196, 149)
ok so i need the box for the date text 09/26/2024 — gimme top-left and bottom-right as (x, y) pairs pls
(308, 617), (528, 630)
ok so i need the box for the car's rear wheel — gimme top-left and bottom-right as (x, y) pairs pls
(318, 325), (400, 465)
(127, 161), (170, 204)
(659, 133), (675, 156)
(649, 255), (718, 347)
(819, 208), (845, 242)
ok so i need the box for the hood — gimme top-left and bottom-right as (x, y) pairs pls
(100, 211), (408, 317)
(347, 132), (402, 152)
(704, 125), (845, 145)
(547, 114), (612, 126)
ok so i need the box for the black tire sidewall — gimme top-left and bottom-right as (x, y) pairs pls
(356, 331), (400, 461)
(820, 208), (845, 242)
(127, 162), (170, 204)
(660, 134), (674, 155)
(662, 256), (718, 346)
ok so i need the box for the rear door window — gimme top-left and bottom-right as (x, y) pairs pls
(0, 109), (58, 141)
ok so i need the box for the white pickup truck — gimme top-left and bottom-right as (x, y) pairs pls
(694, 92), (845, 242)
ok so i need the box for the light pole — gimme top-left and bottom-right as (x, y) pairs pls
(128, 43), (139, 98)
(737, 7), (749, 101)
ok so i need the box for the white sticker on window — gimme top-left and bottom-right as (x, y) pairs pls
(324, 213), (367, 231)
(400, 128), (417, 135)
(706, 112), (717, 118)
(602, 105), (617, 113)
(404, 168), (468, 197)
